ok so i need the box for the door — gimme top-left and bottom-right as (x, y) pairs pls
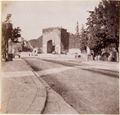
(47, 40), (53, 53)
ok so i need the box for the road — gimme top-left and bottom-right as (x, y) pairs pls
(24, 57), (119, 114)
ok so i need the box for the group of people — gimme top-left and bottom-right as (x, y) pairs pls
(87, 48), (118, 62)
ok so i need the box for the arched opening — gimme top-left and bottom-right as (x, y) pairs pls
(47, 40), (55, 53)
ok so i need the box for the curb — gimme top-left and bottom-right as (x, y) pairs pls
(23, 58), (79, 114)
(22, 58), (48, 114)
(33, 69), (79, 114)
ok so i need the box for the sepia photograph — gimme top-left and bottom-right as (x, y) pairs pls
(0, 0), (119, 114)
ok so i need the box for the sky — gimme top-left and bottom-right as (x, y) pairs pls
(2, 0), (101, 40)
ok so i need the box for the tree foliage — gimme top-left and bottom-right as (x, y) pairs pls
(79, 26), (88, 50)
(12, 27), (21, 42)
(85, 0), (119, 54)
(2, 14), (21, 60)
(2, 16), (21, 43)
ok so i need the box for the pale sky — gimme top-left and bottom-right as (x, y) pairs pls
(2, 0), (101, 40)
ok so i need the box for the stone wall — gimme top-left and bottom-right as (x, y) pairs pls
(61, 29), (69, 53)
(29, 36), (42, 50)
(42, 27), (80, 54)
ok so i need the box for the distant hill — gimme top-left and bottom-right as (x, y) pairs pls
(29, 36), (42, 49)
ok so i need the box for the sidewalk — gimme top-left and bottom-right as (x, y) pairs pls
(1, 58), (47, 113)
(1, 58), (78, 114)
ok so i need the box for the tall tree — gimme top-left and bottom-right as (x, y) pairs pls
(2, 14), (21, 61)
(86, 0), (119, 55)
(2, 14), (13, 61)
(79, 26), (88, 51)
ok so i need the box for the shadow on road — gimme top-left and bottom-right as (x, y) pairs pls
(81, 68), (119, 78)
(24, 58), (42, 71)
(41, 59), (80, 67)
(42, 59), (118, 78)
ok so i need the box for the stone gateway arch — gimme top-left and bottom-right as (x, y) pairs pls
(42, 27), (69, 54)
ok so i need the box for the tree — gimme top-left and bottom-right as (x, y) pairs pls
(12, 27), (21, 43)
(79, 26), (88, 51)
(102, 0), (119, 51)
(86, 0), (119, 55)
(2, 14), (13, 61)
(2, 14), (21, 61)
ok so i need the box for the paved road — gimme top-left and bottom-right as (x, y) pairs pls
(24, 57), (119, 114)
